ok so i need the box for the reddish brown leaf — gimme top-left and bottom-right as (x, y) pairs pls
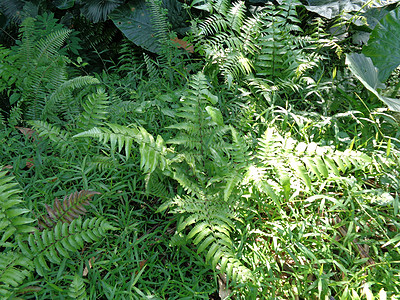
(171, 37), (194, 53)
(26, 158), (34, 169)
(15, 127), (36, 140)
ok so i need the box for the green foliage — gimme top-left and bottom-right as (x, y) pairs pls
(109, 0), (188, 53)
(18, 217), (116, 276)
(80, 0), (123, 23)
(362, 6), (400, 82)
(255, 127), (373, 192)
(1, 2), (400, 298)
(0, 170), (34, 297)
(193, 0), (257, 83)
(254, 1), (303, 81)
(0, 169), (35, 247)
(346, 53), (400, 112)
(0, 166), (116, 297)
(3, 15), (100, 121)
(75, 72), (254, 282)
(38, 190), (101, 229)
(68, 273), (88, 300)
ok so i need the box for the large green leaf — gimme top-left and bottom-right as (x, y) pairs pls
(109, 2), (159, 53)
(53, 0), (75, 10)
(305, 0), (399, 19)
(346, 53), (400, 112)
(81, 0), (123, 23)
(109, 0), (189, 53)
(362, 6), (400, 82)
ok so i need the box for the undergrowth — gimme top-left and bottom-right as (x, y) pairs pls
(0, 1), (399, 299)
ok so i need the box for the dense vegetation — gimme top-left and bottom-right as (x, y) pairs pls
(1, 0), (400, 299)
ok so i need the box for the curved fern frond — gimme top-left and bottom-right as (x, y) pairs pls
(228, 1), (246, 33)
(169, 194), (254, 282)
(17, 217), (117, 276)
(77, 88), (109, 129)
(0, 169), (35, 297)
(38, 190), (101, 230)
(68, 273), (88, 300)
(35, 29), (72, 63)
(0, 170), (35, 246)
(255, 127), (374, 193)
(29, 121), (70, 152)
(199, 15), (227, 36)
(0, 252), (33, 298)
(144, 53), (160, 78)
(43, 76), (100, 121)
(75, 123), (169, 173)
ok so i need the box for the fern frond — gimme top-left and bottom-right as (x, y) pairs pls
(74, 123), (169, 172)
(89, 155), (119, 171)
(240, 16), (261, 55)
(38, 190), (100, 230)
(35, 29), (72, 63)
(147, 0), (169, 46)
(77, 88), (109, 129)
(29, 120), (70, 152)
(17, 17), (36, 67)
(199, 15), (227, 36)
(0, 170), (35, 246)
(256, 128), (374, 192)
(145, 172), (172, 199)
(0, 252), (33, 297)
(17, 217), (117, 276)
(211, 0), (230, 14)
(0, 170), (35, 296)
(228, 1), (246, 33)
(171, 195), (254, 282)
(68, 273), (88, 300)
(144, 53), (160, 79)
(74, 124), (137, 159)
(43, 76), (100, 121)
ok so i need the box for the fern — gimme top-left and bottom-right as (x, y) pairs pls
(254, 1), (303, 80)
(147, 0), (169, 48)
(8, 16), (100, 122)
(245, 127), (389, 203)
(144, 53), (161, 79)
(68, 273), (88, 300)
(43, 76), (101, 122)
(38, 190), (101, 230)
(0, 252), (33, 298)
(29, 120), (71, 152)
(0, 170), (35, 246)
(0, 169), (35, 297)
(17, 217), (116, 276)
(77, 88), (109, 129)
(75, 72), (254, 282)
(194, 0), (259, 83)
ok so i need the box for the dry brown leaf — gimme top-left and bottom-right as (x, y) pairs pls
(26, 158), (34, 169)
(83, 257), (96, 277)
(217, 273), (232, 300)
(171, 37), (194, 53)
(15, 127), (36, 140)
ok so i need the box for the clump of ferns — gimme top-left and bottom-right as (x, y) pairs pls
(74, 72), (255, 283)
(192, 0), (261, 84)
(0, 169), (115, 298)
(37, 190), (100, 230)
(245, 127), (397, 211)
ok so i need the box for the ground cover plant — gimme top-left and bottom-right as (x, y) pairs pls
(0, 0), (400, 299)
